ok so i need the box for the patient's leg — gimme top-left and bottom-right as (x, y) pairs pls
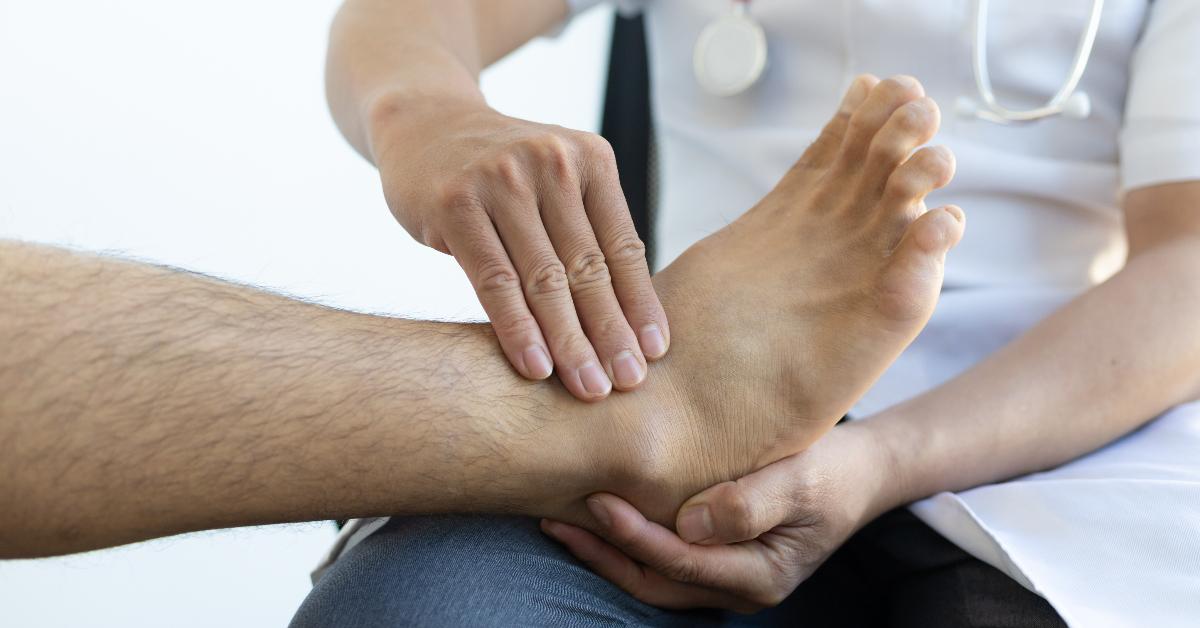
(290, 516), (723, 628)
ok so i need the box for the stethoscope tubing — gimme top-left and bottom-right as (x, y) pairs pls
(970, 0), (1105, 123)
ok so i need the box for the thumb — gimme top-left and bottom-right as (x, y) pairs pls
(675, 455), (805, 545)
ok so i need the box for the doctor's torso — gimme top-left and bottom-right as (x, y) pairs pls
(639, 0), (1151, 289)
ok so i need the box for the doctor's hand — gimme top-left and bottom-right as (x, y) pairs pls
(369, 99), (668, 401)
(541, 422), (900, 612)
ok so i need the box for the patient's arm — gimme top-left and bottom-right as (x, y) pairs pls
(0, 241), (609, 558)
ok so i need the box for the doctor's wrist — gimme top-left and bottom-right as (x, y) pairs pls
(364, 89), (490, 166)
(852, 409), (939, 516)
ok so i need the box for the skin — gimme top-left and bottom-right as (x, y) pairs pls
(547, 180), (1200, 612)
(0, 77), (962, 558)
(328, 0), (667, 398)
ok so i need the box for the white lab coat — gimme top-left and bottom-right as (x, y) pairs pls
(577, 0), (1200, 625)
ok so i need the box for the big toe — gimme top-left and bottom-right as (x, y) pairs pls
(876, 205), (965, 325)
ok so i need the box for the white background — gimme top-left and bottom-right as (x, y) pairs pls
(0, 1), (613, 625)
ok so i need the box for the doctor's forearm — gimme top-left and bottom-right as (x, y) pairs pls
(862, 184), (1200, 509)
(326, 0), (566, 160)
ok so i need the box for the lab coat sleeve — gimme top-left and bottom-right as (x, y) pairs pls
(1119, 0), (1200, 191)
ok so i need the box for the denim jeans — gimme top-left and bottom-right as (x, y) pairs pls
(290, 508), (1066, 627)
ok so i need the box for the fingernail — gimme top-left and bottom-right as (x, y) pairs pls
(639, 324), (668, 359)
(944, 205), (965, 223)
(611, 351), (645, 388)
(523, 345), (553, 379)
(893, 74), (920, 90)
(677, 504), (715, 544)
(579, 362), (612, 396)
(586, 496), (612, 529)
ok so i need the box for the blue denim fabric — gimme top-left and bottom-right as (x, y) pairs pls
(290, 510), (1066, 628)
(290, 515), (719, 627)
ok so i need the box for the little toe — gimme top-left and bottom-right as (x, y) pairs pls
(882, 145), (956, 216)
(877, 205), (965, 324)
(863, 97), (942, 193)
(836, 75), (926, 172)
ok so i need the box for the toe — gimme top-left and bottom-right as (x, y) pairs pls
(863, 97), (941, 193)
(881, 145), (956, 216)
(877, 205), (965, 324)
(836, 75), (926, 172)
(792, 74), (879, 172)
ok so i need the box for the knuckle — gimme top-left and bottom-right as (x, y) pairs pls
(605, 234), (648, 268)
(920, 146), (957, 181)
(524, 258), (570, 297)
(662, 555), (703, 583)
(540, 132), (571, 155)
(475, 258), (521, 295)
(438, 180), (484, 217)
(888, 170), (926, 199)
(580, 133), (617, 165)
(486, 154), (526, 192)
(489, 309), (536, 339)
(529, 133), (575, 176)
(590, 315), (633, 349)
(565, 250), (613, 292)
(723, 486), (760, 541)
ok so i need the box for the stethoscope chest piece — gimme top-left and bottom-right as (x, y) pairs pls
(693, 5), (768, 97)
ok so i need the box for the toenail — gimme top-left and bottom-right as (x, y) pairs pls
(579, 362), (612, 396)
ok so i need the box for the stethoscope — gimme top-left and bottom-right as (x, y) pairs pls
(693, 0), (1105, 124)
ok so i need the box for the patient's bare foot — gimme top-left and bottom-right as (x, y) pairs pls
(604, 75), (964, 521)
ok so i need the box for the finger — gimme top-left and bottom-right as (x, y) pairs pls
(485, 187), (613, 401)
(835, 75), (926, 173)
(585, 494), (769, 593)
(577, 135), (671, 363)
(443, 211), (553, 381)
(539, 171), (648, 391)
(540, 520), (753, 612)
(792, 74), (879, 172)
(676, 455), (813, 546)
